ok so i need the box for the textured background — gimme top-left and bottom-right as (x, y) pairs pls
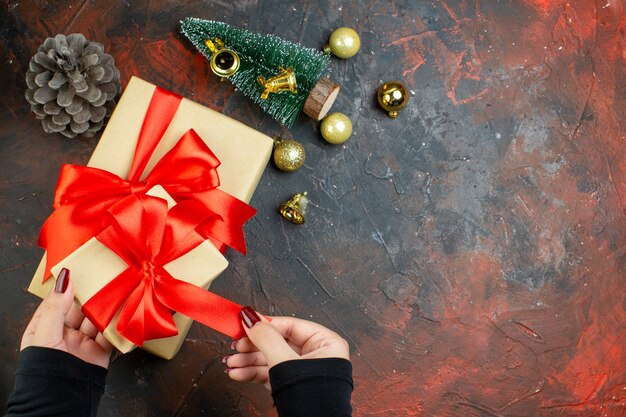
(1, 0), (626, 416)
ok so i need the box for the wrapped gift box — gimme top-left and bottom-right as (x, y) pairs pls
(28, 76), (273, 359)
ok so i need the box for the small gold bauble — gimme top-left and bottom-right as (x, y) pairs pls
(323, 27), (361, 59)
(377, 81), (409, 118)
(273, 137), (306, 172)
(320, 112), (352, 144)
(279, 192), (309, 224)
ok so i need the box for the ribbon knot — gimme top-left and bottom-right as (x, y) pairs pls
(130, 182), (148, 195)
(141, 261), (157, 282)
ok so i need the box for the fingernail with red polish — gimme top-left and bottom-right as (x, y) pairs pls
(230, 340), (238, 350)
(54, 268), (70, 294)
(240, 306), (261, 329)
(224, 368), (233, 374)
(222, 355), (230, 365)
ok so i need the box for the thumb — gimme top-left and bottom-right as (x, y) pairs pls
(38, 268), (75, 335)
(240, 306), (299, 367)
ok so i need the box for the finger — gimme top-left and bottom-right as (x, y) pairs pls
(240, 307), (299, 367)
(95, 333), (114, 354)
(79, 317), (99, 339)
(232, 337), (258, 353)
(268, 316), (343, 346)
(64, 302), (85, 330)
(268, 316), (350, 360)
(286, 340), (303, 355)
(230, 317), (308, 353)
(29, 270), (75, 347)
(232, 336), (302, 355)
(226, 365), (269, 384)
(225, 351), (267, 368)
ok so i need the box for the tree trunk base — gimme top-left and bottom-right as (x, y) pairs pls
(303, 77), (341, 121)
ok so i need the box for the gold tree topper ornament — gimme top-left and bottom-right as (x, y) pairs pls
(204, 38), (240, 80)
(279, 192), (309, 224)
(257, 66), (298, 100)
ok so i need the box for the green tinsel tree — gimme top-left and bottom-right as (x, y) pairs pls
(181, 18), (331, 128)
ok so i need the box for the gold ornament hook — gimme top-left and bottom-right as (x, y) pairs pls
(204, 38), (240, 80)
(257, 66), (298, 100)
(204, 38), (218, 53)
(279, 192), (309, 224)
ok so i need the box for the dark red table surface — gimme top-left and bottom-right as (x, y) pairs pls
(1, 1), (625, 416)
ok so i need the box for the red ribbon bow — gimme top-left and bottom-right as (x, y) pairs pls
(82, 194), (246, 344)
(39, 87), (255, 280)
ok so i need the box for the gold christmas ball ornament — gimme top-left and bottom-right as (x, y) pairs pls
(320, 112), (352, 144)
(323, 27), (361, 59)
(273, 137), (306, 172)
(377, 81), (409, 118)
(205, 38), (240, 79)
(279, 192), (309, 224)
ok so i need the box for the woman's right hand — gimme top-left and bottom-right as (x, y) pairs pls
(224, 307), (350, 388)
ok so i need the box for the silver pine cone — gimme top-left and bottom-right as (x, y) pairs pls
(25, 33), (121, 139)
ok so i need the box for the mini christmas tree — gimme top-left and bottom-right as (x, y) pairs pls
(181, 18), (339, 128)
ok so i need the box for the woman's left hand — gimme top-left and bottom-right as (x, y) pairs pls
(21, 268), (113, 369)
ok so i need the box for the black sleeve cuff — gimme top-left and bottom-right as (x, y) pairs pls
(5, 347), (108, 417)
(15, 346), (108, 388)
(269, 358), (353, 417)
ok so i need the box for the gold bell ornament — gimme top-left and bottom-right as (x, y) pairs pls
(377, 81), (409, 118)
(279, 192), (309, 224)
(323, 27), (361, 59)
(257, 66), (298, 100)
(204, 38), (240, 80)
(273, 136), (306, 172)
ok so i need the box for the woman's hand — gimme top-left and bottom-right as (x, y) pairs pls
(224, 307), (350, 388)
(20, 268), (113, 369)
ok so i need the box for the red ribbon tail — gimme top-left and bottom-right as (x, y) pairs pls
(155, 273), (245, 339)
